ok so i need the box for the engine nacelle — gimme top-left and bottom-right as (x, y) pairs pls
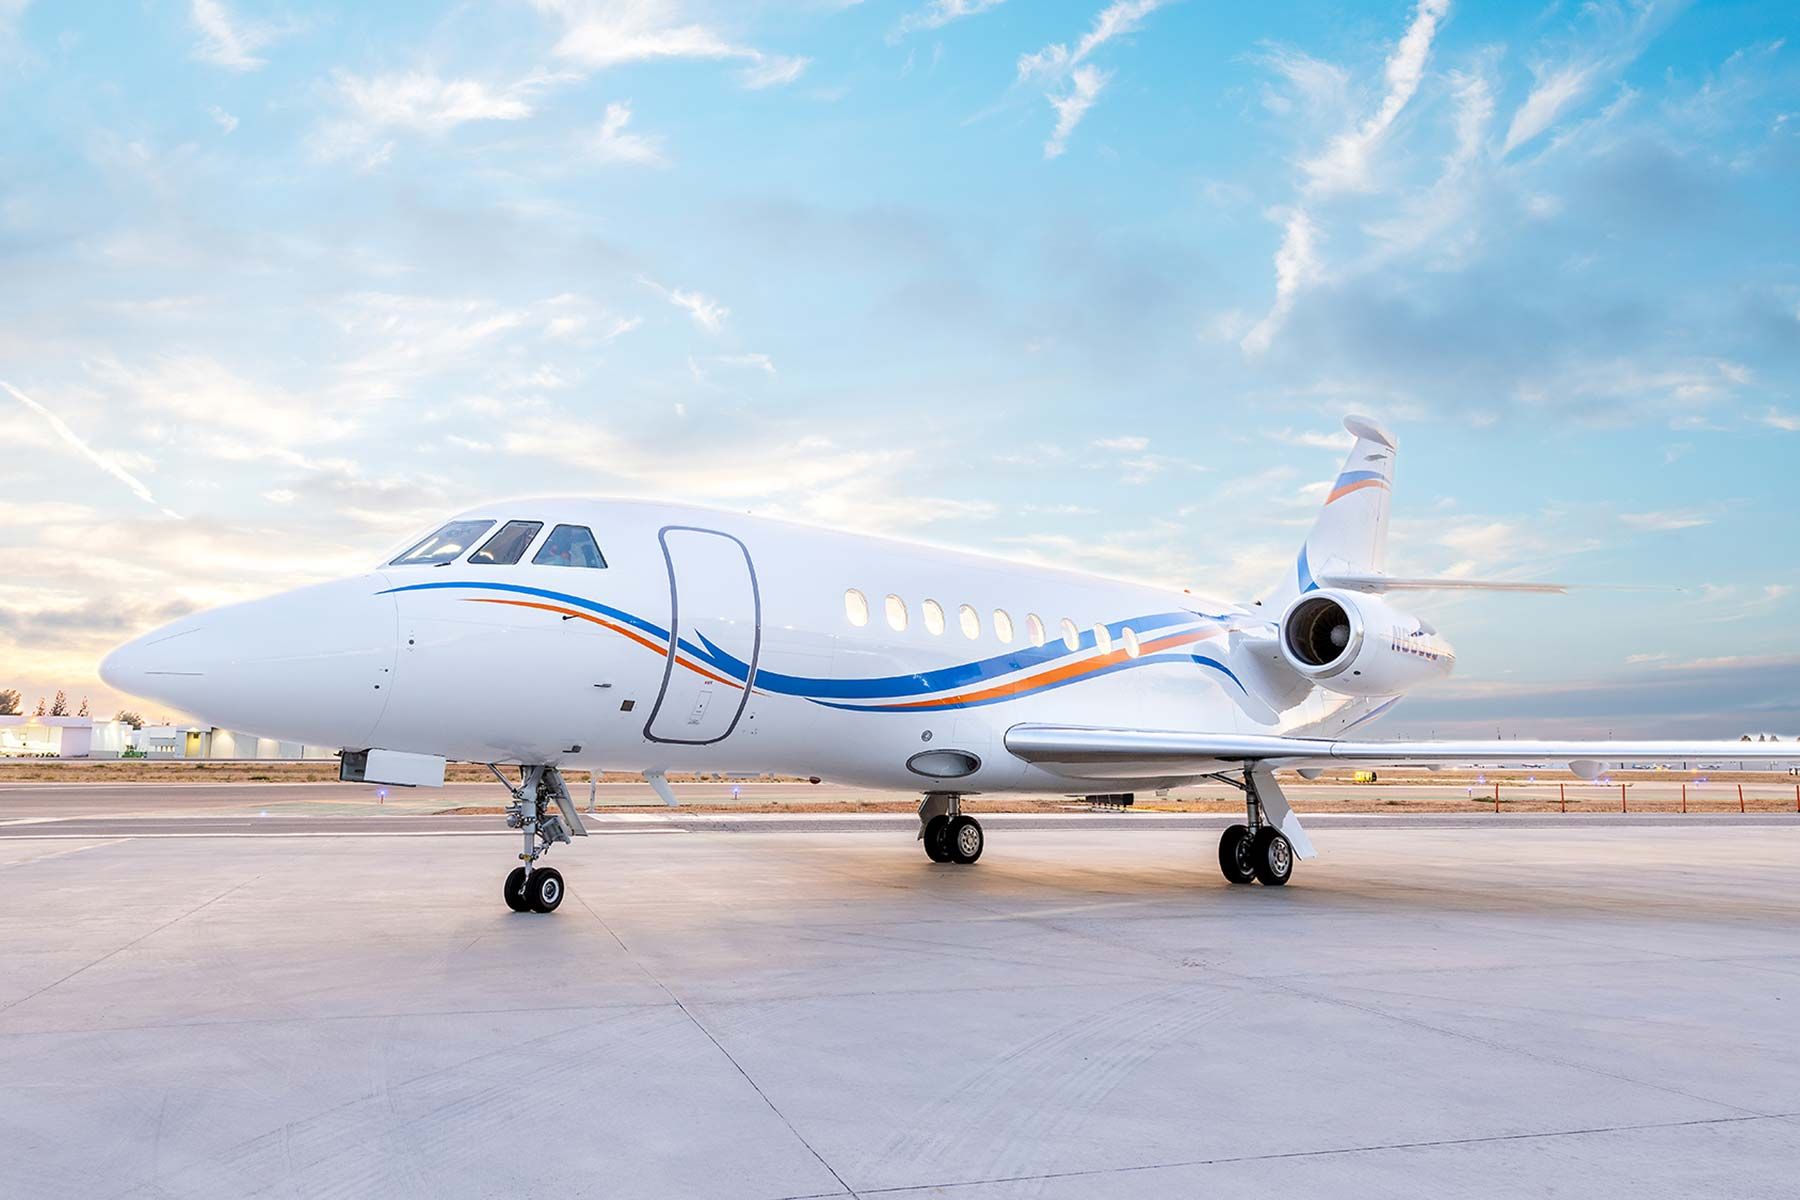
(1278, 589), (1455, 696)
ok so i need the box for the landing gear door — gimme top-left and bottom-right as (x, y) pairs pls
(644, 527), (761, 746)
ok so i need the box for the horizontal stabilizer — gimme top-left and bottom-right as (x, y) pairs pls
(1317, 574), (1566, 594)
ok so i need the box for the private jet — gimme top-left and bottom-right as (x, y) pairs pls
(101, 416), (1794, 912)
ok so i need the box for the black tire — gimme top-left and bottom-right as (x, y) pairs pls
(1251, 828), (1293, 887)
(923, 815), (953, 862)
(503, 866), (530, 912)
(1218, 825), (1256, 885)
(947, 815), (983, 864)
(527, 867), (565, 913)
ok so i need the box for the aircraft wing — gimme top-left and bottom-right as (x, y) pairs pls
(1004, 725), (1800, 780)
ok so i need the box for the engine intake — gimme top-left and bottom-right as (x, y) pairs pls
(1283, 594), (1361, 673)
(1278, 588), (1455, 696)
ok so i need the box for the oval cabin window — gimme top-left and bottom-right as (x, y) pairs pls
(923, 599), (946, 636)
(1122, 626), (1141, 658)
(1093, 624), (1113, 653)
(1026, 614), (1046, 648)
(885, 594), (908, 631)
(844, 588), (869, 627)
(993, 609), (1014, 644)
(958, 604), (980, 640)
(1060, 618), (1080, 651)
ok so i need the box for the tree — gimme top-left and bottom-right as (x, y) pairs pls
(49, 690), (68, 716)
(32, 696), (45, 717)
(114, 710), (145, 729)
(77, 696), (90, 717)
(0, 689), (18, 715)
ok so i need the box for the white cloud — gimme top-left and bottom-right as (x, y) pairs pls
(1759, 408), (1800, 432)
(717, 352), (776, 374)
(2, 380), (181, 518)
(1303, 0), (1449, 193)
(313, 69), (558, 165)
(333, 70), (540, 134)
(188, 0), (286, 72)
(893, 0), (1005, 40)
(1500, 1), (1675, 156)
(1094, 435), (1149, 451)
(1268, 426), (1354, 451)
(207, 105), (238, 134)
(591, 101), (666, 165)
(1503, 62), (1596, 155)
(532, 0), (805, 88)
(1255, 48), (1351, 117)
(740, 54), (809, 90)
(1018, 0), (1167, 81)
(640, 277), (729, 332)
(1240, 208), (1319, 355)
(1044, 65), (1108, 159)
(1621, 510), (1713, 532)
(1019, 0), (1167, 159)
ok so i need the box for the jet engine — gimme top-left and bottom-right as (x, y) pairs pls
(1278, 589), (1454, 696)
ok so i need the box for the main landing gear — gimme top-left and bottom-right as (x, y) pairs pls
(1217, 766), (1294, 887)
(492, 765), (588, 913)
(918, 792), (983, 865)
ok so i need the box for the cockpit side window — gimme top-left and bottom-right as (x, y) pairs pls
(388, 520), (495, 567)
(469, 520), (544, 566)
(531, 524), (608, 569)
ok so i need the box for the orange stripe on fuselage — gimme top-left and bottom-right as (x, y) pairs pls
(1326, 477), (1390, 504)
(879, 626), (1222, 711)
(463, 598), (742, 689)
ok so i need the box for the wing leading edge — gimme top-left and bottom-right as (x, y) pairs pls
(1004, 725), (1800, 780)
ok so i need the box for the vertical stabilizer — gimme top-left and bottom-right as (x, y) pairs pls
(1262, 415), (1396, 611)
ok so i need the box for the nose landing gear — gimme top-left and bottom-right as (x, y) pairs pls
(919, 792), (983, 865)
(491, 765), (586, 913)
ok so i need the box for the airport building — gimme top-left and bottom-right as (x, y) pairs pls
(0, 715), (333, 761)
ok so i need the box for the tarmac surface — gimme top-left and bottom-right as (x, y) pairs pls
(2, 789), (1797, 1198)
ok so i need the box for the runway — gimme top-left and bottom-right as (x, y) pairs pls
(2, 811), (1797, 1197)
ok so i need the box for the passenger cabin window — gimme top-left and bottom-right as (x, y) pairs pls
(532, 524), (607, 569)
(845, 588), (869, 627)
(389, 520), (495, 567)
(470, 520), (544, 566)
(993, 609), (1014, 644)
(886, 594), (908, 631)
(1122, 627), (1142, 658)
(1093, 624), (1113, 653)
(922, 599), (946, 636)
(1026, 614), (1046, 648)
(1060, 618), (1080, 651)
(958, 604), (980, 640)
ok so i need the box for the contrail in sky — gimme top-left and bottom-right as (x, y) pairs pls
(2, 380), (182, 519)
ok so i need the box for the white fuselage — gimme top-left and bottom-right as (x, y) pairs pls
(101, 499), (1451, 792)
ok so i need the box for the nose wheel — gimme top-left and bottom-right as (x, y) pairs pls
(919, 793), (982, 864)
(492, 764), (586, 913)
(504, 865), (565, 912)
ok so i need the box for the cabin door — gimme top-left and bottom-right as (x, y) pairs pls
(643, 526), (761, 745)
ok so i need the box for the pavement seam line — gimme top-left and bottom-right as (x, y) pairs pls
(0, 874), (256, 1016)
(572, 889), (861, 1199)
(845, 1110), (1800, 1196)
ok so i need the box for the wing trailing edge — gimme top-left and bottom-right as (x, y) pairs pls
(1004, 724), (1800, 780)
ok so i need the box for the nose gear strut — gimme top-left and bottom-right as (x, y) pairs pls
(490, 764), (588, 912)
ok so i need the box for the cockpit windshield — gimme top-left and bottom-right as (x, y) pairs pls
(532, 524), (607, 569)
(469, 520), (544, 566)
(388, 520), (495, 567)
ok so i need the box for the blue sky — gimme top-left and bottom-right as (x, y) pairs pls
(2, 0), (1797, 735)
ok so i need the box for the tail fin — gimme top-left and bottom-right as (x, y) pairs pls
(1262, 415), (1396, 611)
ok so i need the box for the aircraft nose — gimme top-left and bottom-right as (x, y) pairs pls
(99, 623), (210, 697)
(100, 575), (400, 748)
